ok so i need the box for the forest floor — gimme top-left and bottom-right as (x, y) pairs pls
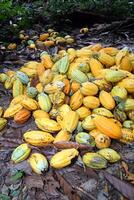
(0, 21), (134, 200)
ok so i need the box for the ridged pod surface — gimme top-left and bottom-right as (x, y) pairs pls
(4, 104), (23, 118)
(35, 118), (61, 133)
(38, 93), (51, 112)
(80, 82), (98, 96)
(83, 96), (100, 109)
(70, 90), (83, 110)
(99, 90), (115, 110)
(93, 115), (122, 139)
(50, 148), (79, 169)
(24, 130), (54, 146)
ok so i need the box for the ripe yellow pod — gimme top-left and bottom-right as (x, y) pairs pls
(99, 90), (115, 110)
(49, 91), (65, 107)
(89, 129), (103, 138)
(4, 104), (23, 118)
(83, 96), (100, 109)
(89, 58), (103, 77)
(41, 53), (54, 69)
(92, 107), (113, 118)
(111, 86), (127, 100)
(11, 143), (31, 163)
(100, 47), (118, 56)
(58, 104), (72, 118)
(63, 111), (79, 133)
(13, 79), (24, 98)
(0, 73), (8, 83)
(33, 110), (49, 119)
(95, 133), (111, 149)
(29, 153), (48, 174)
(98, 148), (120, 163)
(36, 83), (44, 93)
(93, 115), (122, 139)
(24, 61), (39, 69)
(20, 67), (37, 77)
(119, 56), (132, 72)
(80, 82), (98, 96)
(39, 33), (49, 41)
(0, 118), (7, 130)
(37, 63), (45, 76)
(24, 130), (54, 146)
(35, 118), (61, 133)
(117, 78), (134, 93)
(4, 76), (15, 89)
(50, 148), (79, 169)
(92, 78), (112, 92)
(76, 49), (92, 57)
(98, 52), (115, 67)
(54, 130), (72, 143)
(14, 108), (31, 124)
(10, 95), (26, 106)
(21, 97), (38, 110)
(82, 115), (96, 131)
(70, 90), (83, 110)
(76, 106), (91, 120)
(39, 69), (53, 86)
(120, 128), (134, 143)
(0, 107), (4, 117)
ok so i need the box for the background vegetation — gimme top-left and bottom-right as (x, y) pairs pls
(0, 0), (134, 41)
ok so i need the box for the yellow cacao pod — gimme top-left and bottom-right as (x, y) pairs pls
(0, 107), (4, 117)
(14, 108), (31, 124)
(11, 143), (31, 163)
(54, 130), (72, 143)
(10, 95), (26, 106)
(104, 69), (126, 83)
(95, 134), (111, 149)
(24, 61), (39, 69)
(4, 76), (15, 89)
(82, 115), (96, 131)
(92, 107), (113, 118)
(100, 47), (118, 56)
(38, 93), (51, 112)
(111, 86), (127, 100)
(36, 83), (43, 93)
(21, 97), (38, 111)
(0, 118), (7, 130)
(12, 79), (24, 98)
(93, 115), (122, 139)
(117, 78), (134, 93)
(83, 152), (107, 169)
(41, 54), (53, 69)
(4, 104), (23, 118)
(76, 106), (91, 120)
(70, 69), (88, 83)
(120, 128), (134, 143)
(83, 96), (100, 109)
(33, 110), (49, 119)
(50, 148), (79, 169)
(24, 130), (54, 146)
(49, 91), (65, 107)
(89, 129), (103, 138)
(98, 52), (115, 67)
(80, 82), (98, 96)
(0, 73), (8, 83)
(119, 55), (132, 72)
(92, 78), (112, 92)
(20, 67), (37, 77)
(29, 153), (48, 174)
(35, 118), (61, 133)
(62, 111), (79, 133)
(89, 58), (103, 77)
(99, 90), (115, 110)
(58, 104), (72, 118)
(98, 148), (121, 163)
(70, 90), (83, 110)
(39, 69), (53, 86)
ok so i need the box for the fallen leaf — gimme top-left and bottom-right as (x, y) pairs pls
(102, 171), (134, 200)
(24, 175), (44, 189)
(122, 161), (134, 184)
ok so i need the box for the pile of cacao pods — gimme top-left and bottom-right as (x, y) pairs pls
(7, 28), (75, 50)
(0, 43), (134, 174)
